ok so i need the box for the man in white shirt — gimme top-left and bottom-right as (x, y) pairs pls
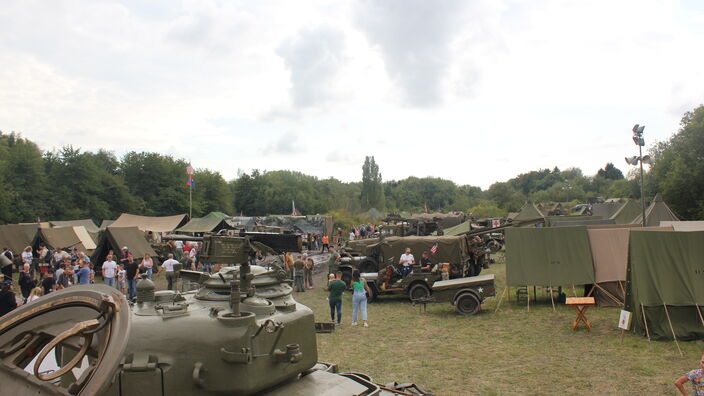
(399, 248), (415, 278)
(102, 254), (118, 288)
(188, 246), (197, 270)
(160, 253), (180, 290)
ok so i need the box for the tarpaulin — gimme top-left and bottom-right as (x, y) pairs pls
(505, 227), (594, 286)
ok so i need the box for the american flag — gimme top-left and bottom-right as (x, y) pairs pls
(430, 242), (439, 255)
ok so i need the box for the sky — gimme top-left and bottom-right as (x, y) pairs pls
(1, 0), (703, 189)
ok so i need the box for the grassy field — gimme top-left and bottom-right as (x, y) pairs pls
(294, 254), (703, 395)
(12, 257), (701, 395)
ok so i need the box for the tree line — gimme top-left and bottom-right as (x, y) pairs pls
(1, 105), (702, 224)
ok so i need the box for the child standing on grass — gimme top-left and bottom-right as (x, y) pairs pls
(675, 354), (704, 395)
(117, 264), (127, 295)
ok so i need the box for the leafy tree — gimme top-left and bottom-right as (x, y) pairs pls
(597, 162), (625, 180)
(360, 156), (384, 210)
(650, 105), (704, 219)
(121, 152), (190, 216)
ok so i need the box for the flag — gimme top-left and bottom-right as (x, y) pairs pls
(187, 176), (196, 187)
(430, 242), (439, 255)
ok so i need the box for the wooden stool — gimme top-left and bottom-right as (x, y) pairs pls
(565, 297), (596, 332)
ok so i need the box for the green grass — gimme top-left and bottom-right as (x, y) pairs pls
(14, 259), (701, 395)
(294, 254), (703, 395)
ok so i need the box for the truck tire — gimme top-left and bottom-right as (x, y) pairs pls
(341, 268), (353, 288)
(454, 292), (481, 315)
(408, 283), (430, 301)
(360, 259), (378, 274)
(367, 286), (378, 303)
(470, 263), (482, 277)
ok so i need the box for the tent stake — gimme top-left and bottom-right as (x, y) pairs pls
(662, 303), (683, 357)
(641, 304), (651, 344)
(549, 285), (555, 312)
(494, 287), (507, 313)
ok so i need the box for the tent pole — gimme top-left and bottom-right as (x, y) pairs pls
(527, 286), (530, 313)
(696, 304), (704, 329)
(618, 281), (625, 298)
(494, 287), (507, 313)
(662, 303), (683, 356)
(594, 283), (623, 307)
(641, 304), (651, 344)
(549, 285), (555, 312)
(571, 285), (577, 297)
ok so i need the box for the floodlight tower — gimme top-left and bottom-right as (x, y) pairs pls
(625, 124), (653, 227)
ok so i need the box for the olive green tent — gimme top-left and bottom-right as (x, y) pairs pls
(110, 213), (189, 233)
(92, 226), (159, 270)
(203, 211), (230, 220)
(434, 220), (471, 236)
(0, 224), (39, 258)
(49, 219), (99, 234)
(513, 203), (545, 223)
(631, 193), (679, 227)
(35, 227), (88, 253)
(626, 230), (704, 340)
(175, 217), (234, 234)
(505, 227), (594, 286)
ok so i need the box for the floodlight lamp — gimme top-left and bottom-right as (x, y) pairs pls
(637, 125), (645, 134)
(641, 155), (654, 165)
(632, 124), (640, 133)
(625, 156), (639, 165)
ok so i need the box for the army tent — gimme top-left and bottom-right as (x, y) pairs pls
(36, 227), (88, 253)
(631, 194), (679, 226)
(110, 213), (189, 233)
(505, 227), (594, 287)
(69, 226), (97, 250)
(435, 221), (471, 236)
(0, 224), (39, 258)
(660, 221), (704, 231)
(203, 211), (230, 220)
(91, 227), (158, 270)
(553, 219), (615, 227)
(175, 217), (235, 234)
(99, 220), (114, 230)
(513, 203), (545, 223)
(626, 230), (704, 340)
(587, 228), (630, 306)
(49, 219), (99, 234)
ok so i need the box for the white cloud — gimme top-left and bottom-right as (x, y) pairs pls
(0, 0), (702, 189)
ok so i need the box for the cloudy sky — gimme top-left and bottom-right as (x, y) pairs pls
(1, 0), (703, 188)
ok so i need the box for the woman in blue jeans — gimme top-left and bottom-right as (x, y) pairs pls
(351, 270), (372, 327)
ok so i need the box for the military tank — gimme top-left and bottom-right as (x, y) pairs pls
(0, 237), (432, 395)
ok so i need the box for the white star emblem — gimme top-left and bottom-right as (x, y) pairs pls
(478, 287), (483, 293)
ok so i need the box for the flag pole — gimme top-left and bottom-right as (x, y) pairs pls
(189, 182), (192, 219)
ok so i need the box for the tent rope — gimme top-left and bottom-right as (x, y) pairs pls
(594, 283), (623, 307)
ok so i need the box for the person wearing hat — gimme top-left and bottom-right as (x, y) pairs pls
(0, 280), (17, 317)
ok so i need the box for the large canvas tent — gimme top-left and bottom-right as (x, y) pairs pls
(91, 227), (158, 269)
(626, 230), (704, 341)
(35, 227), (89, 253)
(49, 219), (99, 234)
(0, 224), (40, 258)
(513, 203), (545, 223)
(505, 227), (594, 286)
(587, 228), (630, 306)
(436, 220), (471, 236)
(110, 213), (189, 233)
(660, 221), (704, 231)
(631, 194), (679, 226)
(175, 217), (234, 234)
(591, 199), (642, 224)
